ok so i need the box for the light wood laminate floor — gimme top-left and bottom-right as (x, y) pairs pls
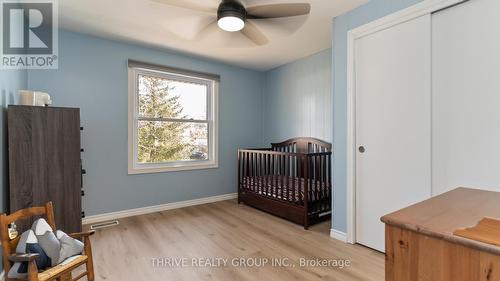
(82, 200), (384, 281)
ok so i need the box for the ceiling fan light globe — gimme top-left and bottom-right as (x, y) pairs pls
(217, 16), (245, 32)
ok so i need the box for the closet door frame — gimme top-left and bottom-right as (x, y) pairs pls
(345, 0), (465, 244)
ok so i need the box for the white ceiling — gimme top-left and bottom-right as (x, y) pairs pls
(59, 0), (367, 71)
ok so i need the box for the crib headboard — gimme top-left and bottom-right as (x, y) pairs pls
(271, 138), (332, 154)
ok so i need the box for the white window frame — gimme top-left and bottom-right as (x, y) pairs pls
(128, 65), (219, 174)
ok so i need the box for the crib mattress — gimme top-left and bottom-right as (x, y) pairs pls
(241, 176), (329, 202)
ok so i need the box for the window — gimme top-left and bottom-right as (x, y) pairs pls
(128, 61), (219, 174)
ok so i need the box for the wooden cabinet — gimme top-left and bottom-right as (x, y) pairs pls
(382, 188), (500, 281)
(385, 224), (500, 281)
(8, 105), (82, 233)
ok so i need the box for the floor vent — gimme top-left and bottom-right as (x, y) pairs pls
(90, 220), (119, 230)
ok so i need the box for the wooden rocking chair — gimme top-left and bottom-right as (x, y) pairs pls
(0, 202), (95, 281)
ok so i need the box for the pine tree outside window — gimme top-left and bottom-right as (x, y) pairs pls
(128, 62), (219, 174)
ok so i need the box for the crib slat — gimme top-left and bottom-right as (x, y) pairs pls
(297, 156), (302, 205)
(277, 154), (281, 198)
(283, 155), (287, 202)
(292, 154), (296, 204)
(320, 154), (324, 211)
(268, 154), (271, 196)
(261, 153), (265, 195)
(328, 153), (332, 209)
(272, 154), (276, 197)
(256, 152), (259, 193)
(316, 155), (320, 205)
(260, 153), (263, 195)
(238, 151), (241, 193)
(319, 155), (323, 208)
(324, 154), (328, 209)
(313, 156), (316, 204)
(321, 154), (326, 210)
(274, 154), (277, 198)
(252, 152), (256, 193)
(278, 154), (281, 197)
(309, 156), (313, 204)
(310, 155), (314, 205)
(282, 154), (285, 201)
(315, 155), (320, 207)
(297, 154), (300, 204)
(257, 153), (260, 194)
(303, 155), (309, 216)
(245, 151), (248, 192)
(263, 153), (267, 196)
(245, 152), (249, 192)
(271, 155), (278, 197)
(281, 155), (288, 201)
(285, 154), (289, 202)
(276, 154), (279, 199)
(326, 154), (330, 211)
(306, 155), (309, 206)
(240, 151), (243, 188)
(264, 153), (267, 195)
(247, 152), (250, 191)
(311, 155), (315, 208)
(248, 152), (252, 192)
(289, 154), (292, 203)
(318, 154), (322, 211)
(242, 152), (246, 190)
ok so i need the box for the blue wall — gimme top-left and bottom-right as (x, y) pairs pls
(0, 68), (27, 272)
(263, 49), (332, 144)
(332, 0), (423, 232)
(0, 69), (26, 212)
(27, 31), (265, 216)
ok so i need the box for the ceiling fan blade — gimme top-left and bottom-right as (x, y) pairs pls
(151, 0), (218, 13)
(246, 3), (311, 19)
(241, 21), (268, 46)
(168, 15), (217, 40)
(194, 20), (219, 40)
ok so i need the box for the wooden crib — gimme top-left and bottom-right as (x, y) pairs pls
(238, 138), (332, 229)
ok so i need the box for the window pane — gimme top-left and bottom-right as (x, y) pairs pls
(137, 121), (208, 164)
(138, 74), (207, 120)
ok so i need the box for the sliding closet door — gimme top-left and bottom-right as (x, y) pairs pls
(432, 0), (500, 195)
(355, 15), (432, 252)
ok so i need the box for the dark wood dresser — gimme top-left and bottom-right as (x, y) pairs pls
(8, 105), (83, 233)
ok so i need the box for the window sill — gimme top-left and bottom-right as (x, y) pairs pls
(128, 162), (218, 175)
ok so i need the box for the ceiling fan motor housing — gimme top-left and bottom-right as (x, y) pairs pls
(217, 0), (247, 21)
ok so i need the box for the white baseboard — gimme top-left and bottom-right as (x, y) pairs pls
(330, 229), (348, 243)
(0, 270), (4, 281)
(82, 193), (237, 225)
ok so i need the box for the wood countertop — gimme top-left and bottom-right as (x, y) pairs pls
(381, 187), (500, 255)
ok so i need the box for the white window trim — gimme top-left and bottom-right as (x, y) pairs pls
(128, 66), (219, 174)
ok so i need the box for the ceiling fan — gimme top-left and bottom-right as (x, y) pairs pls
(152, 0), (312, 45)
